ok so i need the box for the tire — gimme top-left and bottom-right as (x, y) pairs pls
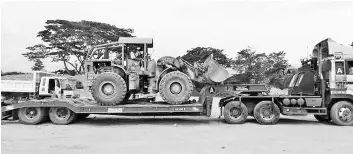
(92, 73), (127, 106)
(18, 107), (48, 125)
(159, 71), (194, 105)
(223, 101), (248, 124)
(314, 115), (331, 122)
(253, 101), (280, 125)
(49, 107), (77, 125)
(330, 101), (353, 126)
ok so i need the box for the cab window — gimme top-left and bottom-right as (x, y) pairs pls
(288, 74), (298, 88)
(347, 61), (353, 75)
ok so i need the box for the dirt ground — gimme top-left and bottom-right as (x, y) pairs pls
(2, 98), (353, 154)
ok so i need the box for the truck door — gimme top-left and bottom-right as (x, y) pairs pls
(346, 60), (353, 94)
(38, 77), (49, 95)
(54, 79), (62, 98)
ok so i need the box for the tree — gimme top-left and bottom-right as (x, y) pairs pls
(232, 48), (267, 83)
(31, 59), (45, 71)
(350, 42), (353, 48)
(232, 48), (290, 89)
(181, 47), (232, 67)
(23, 20), (134, 74)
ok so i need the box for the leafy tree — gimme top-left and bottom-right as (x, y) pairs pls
(181, 47), (232, 67)
(1, 71), (25, 76)
(23, 20), (134, 74)
(31, 59), (45, 71)
(232, 48), (290, 89)
(232, 48), (267, 83)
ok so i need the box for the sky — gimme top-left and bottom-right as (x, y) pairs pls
(1, 0), (353, 72)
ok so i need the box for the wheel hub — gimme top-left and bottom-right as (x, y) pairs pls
(56, 108), (69, 119)
(102, 83), (115, 95)
(170, 82), (182, 94)
(261, 106), (274, 119)
(25, 108), (37, 119)
(230, 108), (242, 118)
(339, 107), (352, 121)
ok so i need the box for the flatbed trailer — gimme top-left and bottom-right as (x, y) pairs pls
(1, 84), (268, 125)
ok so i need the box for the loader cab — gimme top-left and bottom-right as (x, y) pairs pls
(85, 37), (155, 88)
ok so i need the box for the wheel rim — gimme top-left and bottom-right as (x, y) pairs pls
(101, 81), (115, 95)
(55, 108), (70, 120)
(170, 82), (182, 94)
(260, 104), (274, 120)
(338, 107), (352, 122)
(24, 107), (37, 119)
(230, 107), (242, 118)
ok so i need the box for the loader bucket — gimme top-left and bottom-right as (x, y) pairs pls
(203, 54), (230, 82)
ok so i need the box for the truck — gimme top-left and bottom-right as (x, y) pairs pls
(1, 38), (352, 126)
(1, 71), (81, 104)
(217, 38), (353, 126)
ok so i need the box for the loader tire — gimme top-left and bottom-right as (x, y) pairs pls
(92, 73), (127, 106)
(330, 101), (353, 126)
(159, 71), (194, 105)
(49, 107), (77, 125)
(18, 107), (48, 125)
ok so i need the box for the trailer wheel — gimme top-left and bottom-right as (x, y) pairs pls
(18, 107), (48, 125)
(92, 73), (127, 106)
(253, 101), (280, 125)
(159, 71), (194, 105)
(314, 115), (331, 122)
(223, 101), (248, 124)
(330, 101), (353, 126)
(49, 107), (77, 125)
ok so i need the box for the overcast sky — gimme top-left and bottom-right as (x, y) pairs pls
(1, 0), (353, 72)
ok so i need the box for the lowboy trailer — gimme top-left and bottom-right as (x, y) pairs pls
(1, 84), (267, 125)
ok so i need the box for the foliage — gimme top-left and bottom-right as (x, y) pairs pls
(31, 59), (45, 71)
(1, 71), (25, 76)
(22, 20), (134, 74)
(181, 47), (232, 67)
(232, 48), (291, 89)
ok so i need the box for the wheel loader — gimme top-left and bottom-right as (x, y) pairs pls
(85, 37), (229, 106)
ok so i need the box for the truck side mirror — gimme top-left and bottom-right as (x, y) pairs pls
(76, 81), (84, 89)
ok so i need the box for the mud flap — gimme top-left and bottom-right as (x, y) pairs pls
(205, 96), (213, 117)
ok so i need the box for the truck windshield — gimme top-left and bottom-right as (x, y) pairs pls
(288, 74), (298, 88)
(60, 79), (73, 90)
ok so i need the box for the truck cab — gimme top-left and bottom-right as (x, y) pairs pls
(38, 77), (77, 98)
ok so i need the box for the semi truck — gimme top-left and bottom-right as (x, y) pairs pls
(217, 38), (353, 126)
(1, 38), (352, 126)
